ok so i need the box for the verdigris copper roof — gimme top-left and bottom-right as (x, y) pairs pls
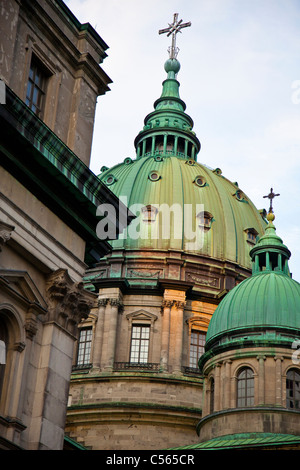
(203, 210), (300, 352)
(99, 157), (265, 268)
(171, 433), (300, 450)
(99, 57), (266, 269)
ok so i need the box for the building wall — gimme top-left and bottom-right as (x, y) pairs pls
(0, 0), (113, 450)
(0, 166), (86, 282)
(0, 0), (111, 166)
(66, 286), (217, 449)
(198, 346), (300, 442)
(0, 165), (95, 448)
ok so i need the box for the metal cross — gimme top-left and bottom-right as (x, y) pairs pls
(159, 13), (191, 59)
(263, 188), (280, 213)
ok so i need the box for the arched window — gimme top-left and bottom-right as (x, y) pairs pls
(286, 369), (300, 409)
(237, 367), (254, 407)
(0, 317), (8, 401)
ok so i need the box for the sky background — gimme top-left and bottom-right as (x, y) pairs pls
(67, 0), (300, 281)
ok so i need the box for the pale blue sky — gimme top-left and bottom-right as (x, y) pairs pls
(67, 0), (300, 281)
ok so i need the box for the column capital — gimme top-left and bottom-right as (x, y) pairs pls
(46, 269), (94, 336)
(162, 299), (173, 310)
(109, 298), (124, 313)
(174, 300), (186, 310)
(98, 298), (108, 307)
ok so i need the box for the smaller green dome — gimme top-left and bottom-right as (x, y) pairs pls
(205, 271), (300, 347)
(204, 211), (300, 355)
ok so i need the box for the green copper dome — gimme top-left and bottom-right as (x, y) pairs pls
(204, 211), (300, 353)
(98, 58), (266, 268)
(99, 157), (265, 266)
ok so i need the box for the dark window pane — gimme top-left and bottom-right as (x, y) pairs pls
(237, 367), (254, 407)
(286, 369), (300, 409)
(26, 56), (48, 116)
(77, 328), (92, 366)
(130, 325), (150, 363)
(189, 330), (206, 368)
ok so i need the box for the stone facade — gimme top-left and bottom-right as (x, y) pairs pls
(199, 347), (300, 442)
(65, 282), (217, 449)
(0, 0), (130, 450)
(0, 0), (111, 166)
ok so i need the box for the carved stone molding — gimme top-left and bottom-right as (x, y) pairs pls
(174, 300), (186, 310)
(162, 299), (174, 310)
(0, 221), (15, 251)
(109, 298), (123, 313)
(46, 269), (94, 336)
(98, 298), (108, 308)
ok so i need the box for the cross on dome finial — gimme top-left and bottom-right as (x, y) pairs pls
(159, 13), (191, 59)
(263, 188), (280, 221)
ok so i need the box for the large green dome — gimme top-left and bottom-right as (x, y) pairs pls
(204, 212), (300, 353)
(99, 157), (265, 268)
(98, 58), (266, 269)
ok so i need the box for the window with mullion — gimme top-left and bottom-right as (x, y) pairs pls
(286, 369), (300, 409)
(189, 330), (206, 368)
(76, 327), (92, 366)
(237, 367), (254, 407)
(26, 56), (48, 117)
(130, 325), (150, 363)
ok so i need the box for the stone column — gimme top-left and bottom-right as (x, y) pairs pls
(224, 360), (232, 409)
(274, 355), (283, 406)
(160, 300), (173, 371)
(257, 355), (266, 405)
(92, 298), (107, 369)
(36, 269), (93, 450)
(173, 300), (185, 375)
(214, 363), (221, 411)
(103, 298), (122, 371)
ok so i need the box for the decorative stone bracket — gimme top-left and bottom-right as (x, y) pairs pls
(0, 221), (15, 251)
(46, 269), (95, 336)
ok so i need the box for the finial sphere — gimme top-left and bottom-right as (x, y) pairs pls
(164, 58), (181, 74)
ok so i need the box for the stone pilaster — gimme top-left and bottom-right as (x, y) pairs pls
(35, 269), (95, 449)
(172, 300), (186, 375)
(160, 300), (173, 371)
(102, 298), (123, 371)
(92, 298), (108, 369)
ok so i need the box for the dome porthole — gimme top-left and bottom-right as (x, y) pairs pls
(124, 157), (133, 165)
(154, 156), (164, 162)
(194, 175), (206, 187)
(148, 171), (161, 182)
(105, 174), (117, 185)
(234, 189), (246, 202)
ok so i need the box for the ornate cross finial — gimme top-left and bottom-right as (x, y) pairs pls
(159, 13), (191, 59)
(263, 187), (280, 213)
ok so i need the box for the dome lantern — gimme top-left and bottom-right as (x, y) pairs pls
(134, 14), (201, 161)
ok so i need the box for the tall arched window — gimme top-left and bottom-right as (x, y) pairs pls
(286, 369), (300, 409)
(0, 317), (8, 401)
(237, 367), (254, 407)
